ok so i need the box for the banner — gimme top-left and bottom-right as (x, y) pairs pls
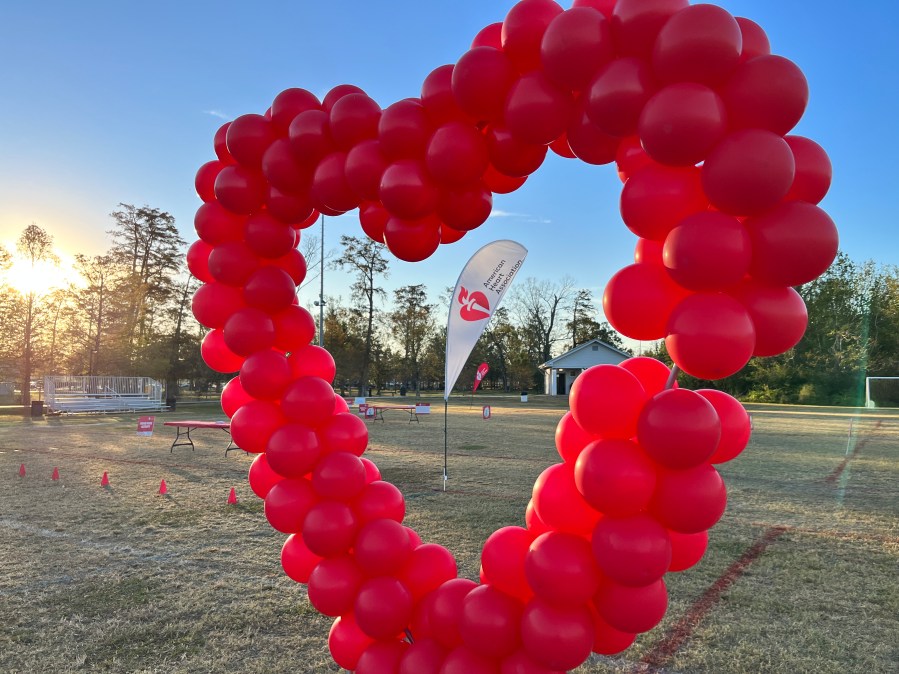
(473, 362), (489, 393)
(137, 416), (155, 437)
(444, 240), (527, 400)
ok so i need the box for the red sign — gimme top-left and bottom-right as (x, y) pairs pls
(482, 405), (491, 419)
(137, 416), (155, 437)
(473, 362), (489, 392)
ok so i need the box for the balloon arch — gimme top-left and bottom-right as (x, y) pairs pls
(188, 0), (836, 671)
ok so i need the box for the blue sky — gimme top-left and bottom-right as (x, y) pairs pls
(1, 0), (897, 318)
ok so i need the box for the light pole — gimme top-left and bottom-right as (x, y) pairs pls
(314, 214), (325, 347)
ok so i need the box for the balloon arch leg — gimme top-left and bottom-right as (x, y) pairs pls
(188, 0), (836, 670)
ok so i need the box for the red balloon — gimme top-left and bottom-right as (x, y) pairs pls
(784, 136), (832, 204)
(213, 122), (234, 165)
(452, 47), (517, 122)
(214, 164), (267, 215)
(288, 109), (334, 165)
(480, 527), (534, 602)
(280, 532), (322, 583)
(354, 518), (412, 577)
(355, 576), (413, 640)
(574, 439), (657, 516)
(303, 500), (358, 557)
(422, 64), (470, 126)
(633, 237), (663, 265)
(591, 611), (636, 655)
(616, 136), (653, 182)
(482, 165), (527, 194)
(501, 0), (564, 72)
(696, 389), (752, 464)
(500, 650), (563, 674)
(281, 376), (335, 427)
(594, 578), (668, 633)
(736, 17), (771, 63)
(400, 543), (458, 601)
(553, 411), (594, 464)
(730, 282), (808, 358)
(346, 140), (389, 201)
(243, 266), (296, 314)
(195, 201), (246, 245)
(504, 72), (574, 146)
(540, 7), (613, 91)
(611, 0), (689, 57)
(361, 458), (381, 483)
(230, 398), (284, 455)
(665, 293), (756, 380)
(264, 477), (318, 533)
(200, 328), (244, 373)
(620, 357), (675, 397)
(312, 451), (367, 501)
(486, 126), (548, 178)
(226, 113), (275, 168)
(266, 185), (316, 224)
(265, 423), (321, 479)
(308, 555), (363, 616)
(720, 55), (808, 135)
(272, 304), (316, 352)
(239, 349), (292, 400)
(440, 645), (500, 674)
(663, 211), (751, 291)
(248, 452), (284, 499)
(437, 181), (493, 232)
(569, 364), (647, 438)
(667, 529), (709, 572)
(353, 480), (405, 525)
(357, 640), (409, 674)
(270, 87), (321, 134)
(379, 99), (431, 159)
(221, 375), (254, 417)
(380, 160), (438, 220)
(620, 164), (707, 240)
(329, 93), (381, 150)
(566, 100), (619, 166)
(459, 585), (523, 658)
(520, 599), (594, 671)
(429, 578), (478, 649)
(532, 463), (599, 535)
(289, 344), (337, 382)
(192, 282), (243, 329)
(638, 83), (727, 166)
(426, 121), (489, 186)
(652, 4), (742, 85)
(525, 531), (600, 606)
(323, 84), (366, 112)
(572, 0), (615, 18)
(186, 239), (213, 282)
(603, 263), (689, 340)
(651, 464), (727, 533)
(329, 613), (374, 671)
(591, 514), (672, 586)
(702, 129), (795, 216)
(586, 57), (657, 138)
(472, 22), (503, 49)
(383, 214), (441, 262)
(359, 200), (389, 242)
(525, 499), (551, 537)
(744, 201), (839, 287)
(637, 388), (721, 470)
(208, 241), (260, 287)
(399, 638), (446, 674)
(223, 307), (276, 356)
(318, 412), (369, 457)
(195, 160), (222, 202)
(548, 133), (576, 159)
(312, 151), (361, 213)
(261, 138), (312, 195)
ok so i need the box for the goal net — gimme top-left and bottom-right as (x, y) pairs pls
(865, 377), (899, 408)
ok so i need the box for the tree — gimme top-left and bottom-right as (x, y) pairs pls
(511, 276), (576, 388)
(333, 236), (389, 396)
(567, 288), (625, 349)
(389, 284), (435, 394)
(67, 254), (118, 377)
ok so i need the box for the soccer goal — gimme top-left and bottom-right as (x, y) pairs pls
(864, 377), (899, 408)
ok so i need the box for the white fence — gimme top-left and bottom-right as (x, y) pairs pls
(43, 376), (164, 414)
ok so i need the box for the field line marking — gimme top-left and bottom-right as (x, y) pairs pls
(636, 525), (788, 671)
(825, 419), (883, 484)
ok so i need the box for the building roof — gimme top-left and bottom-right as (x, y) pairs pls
(539, 338), (632, 370)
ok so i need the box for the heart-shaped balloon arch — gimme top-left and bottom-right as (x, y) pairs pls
(187, 0), (837, 671)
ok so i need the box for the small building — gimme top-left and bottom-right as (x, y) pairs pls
(540, 339), (631, 396)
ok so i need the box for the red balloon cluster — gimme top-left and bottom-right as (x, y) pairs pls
(188, 0), (836, 671)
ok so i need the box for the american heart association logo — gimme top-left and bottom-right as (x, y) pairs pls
(458, 286), (491, 322)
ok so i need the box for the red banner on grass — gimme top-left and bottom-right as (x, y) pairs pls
(473, 362), (489, 393)
(137, 416), (155, 437)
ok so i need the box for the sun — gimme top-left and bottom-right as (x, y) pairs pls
(2, 256), (74, 296)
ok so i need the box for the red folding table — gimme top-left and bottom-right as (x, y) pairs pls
(163, 420), (239, 454)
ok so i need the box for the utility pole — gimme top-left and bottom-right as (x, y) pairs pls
(313, 214), (326, 347)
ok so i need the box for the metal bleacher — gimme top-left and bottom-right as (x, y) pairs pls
(43, 376), (165, 414)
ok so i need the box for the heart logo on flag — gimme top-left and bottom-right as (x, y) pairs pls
(458, 286), (491, 322)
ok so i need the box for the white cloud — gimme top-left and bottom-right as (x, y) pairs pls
(203, 109), (230, 120)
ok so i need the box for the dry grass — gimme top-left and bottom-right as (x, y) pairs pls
(0, 397), (897, 673)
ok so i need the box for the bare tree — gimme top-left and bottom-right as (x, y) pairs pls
(510, 276), (576, 365)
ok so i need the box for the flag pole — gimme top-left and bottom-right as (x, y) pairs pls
(443, 398), (448, 492)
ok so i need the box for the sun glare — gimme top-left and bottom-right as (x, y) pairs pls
(2, 257), (75, 296)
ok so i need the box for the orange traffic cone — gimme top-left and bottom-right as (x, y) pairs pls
(227, 487), (237, 505)
(100, 471), (110, 487)
(18, 463), (25, 477)
(159, 479), (168, 495)
(51, 467), (60, 481)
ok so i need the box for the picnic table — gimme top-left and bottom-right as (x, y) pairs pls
(163, 420), (238, 454)
(366, 404), (430, 423)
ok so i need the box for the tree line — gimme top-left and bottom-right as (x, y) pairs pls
(2, 207), (897, 407)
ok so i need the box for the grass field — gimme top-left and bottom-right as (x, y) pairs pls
(1, 396), (897, 673)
